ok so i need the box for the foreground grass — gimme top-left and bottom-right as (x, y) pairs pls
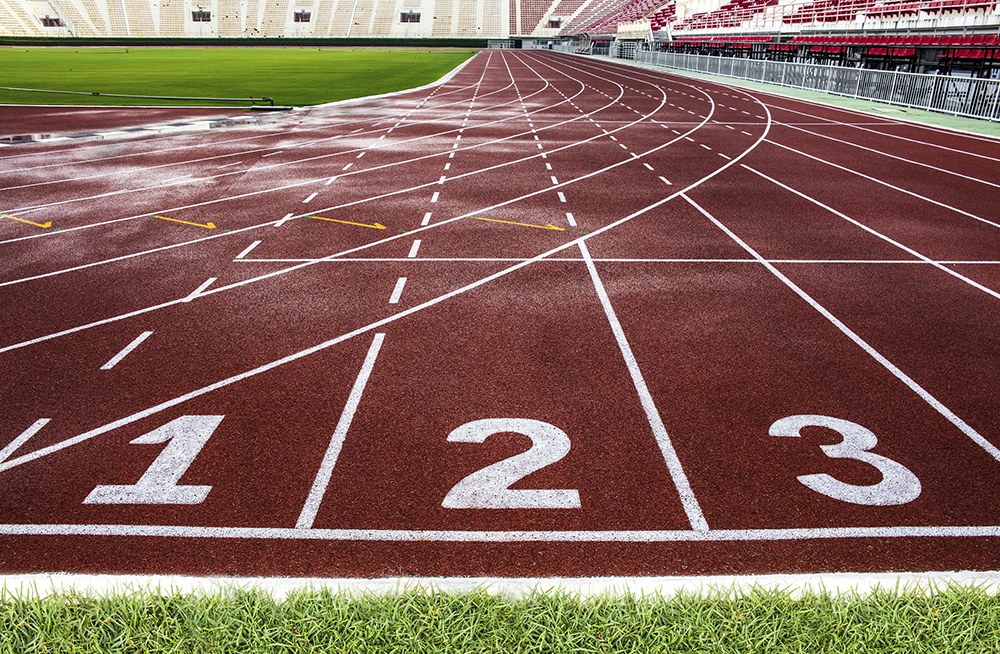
(0, 48), (476, 106)
(2, 585), (999, 653)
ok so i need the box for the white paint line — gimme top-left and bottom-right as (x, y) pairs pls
(262, 151), (283, 158)
(659, 176), (672, 185)
(303, 193), (318, 204)
(741, 131), (752, 136)
(444, 163), (451, 171)
(342, 163), (353, 171)
(643, 163), (654, 170)
(0, 419), (49, 464)
(217, 161), (242, 169)
(438, 176), (446, 184)
(296, 333), (385, 530)
(566, 212), (576, 227)
(744, 165), (1000, 303)
(536, 143), (543, 149)
(550, 176), (559, 185)
(681, 193), (1000, 464)
(356, 152), (365, 159)
(579, 240), (709, 532)
(183, 278), (216, 303)
(545, 163), (552, 170)
(324, 177), (337, 186)
(431, 191), (440, 203)
(452, 143), (459, 149)
(388, 277), (407, 304)
(11, 522), (1000, 544)
(540, 153), (547, 159)
(700, 144), (711, 150)
(558, 192), (566, 203)
(274, 212), (293, 228)
(407, 240), (421, 259)
(421, 212), (432, 226)
(235, 240), (262, 260)
(448, 152), (455, 159)
(100, 331), (154, 370)
(719, 154), (731, 160)
(619, 143), (628, 150)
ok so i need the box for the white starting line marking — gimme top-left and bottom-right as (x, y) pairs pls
(235, 240), (262, 260)
(274, 213), (294, 228)
(296, 333), (385, 530)
(422, 212), (432, 226)
(303, 193), (318, 204)
(407, 240), (421, 258)
(100, 331), (154, 370)
(388, 277), (407, 304)
(3, 523), (1000, 543)
(566, 212), (577, 227)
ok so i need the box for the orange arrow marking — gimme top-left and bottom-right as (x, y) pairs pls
(472, 216), (564, 231)
(155, 215), (216, 229)
(309, 215), (386, 229)
(2, 213), (51, 229)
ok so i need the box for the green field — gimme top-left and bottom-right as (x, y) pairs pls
(0, 48), (477, 106)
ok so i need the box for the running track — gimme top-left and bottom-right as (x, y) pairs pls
(2, 50), (1000, 578)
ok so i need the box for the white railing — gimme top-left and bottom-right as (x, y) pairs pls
(633, 49), (1000, 120)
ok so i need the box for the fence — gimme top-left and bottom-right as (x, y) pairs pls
(631, 49), (1000, 122)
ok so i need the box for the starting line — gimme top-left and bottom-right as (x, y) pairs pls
(2, 523), (999, 542)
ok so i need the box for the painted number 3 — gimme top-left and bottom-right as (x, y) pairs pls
(770, 415), (921, 506)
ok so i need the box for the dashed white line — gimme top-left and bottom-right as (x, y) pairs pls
(659, 176), (672, 185)
(274, 212), (293, 228)
(431, 192), (439, 203)
(566, 212), (577, 227)
(407, 240), (421, 258)
(557, 191), (566, 202)
(643, 163), (654, 170)
(183, 277), (217, 303)
(342, 163), (353, 171)
(100, 331), (154, 370)
(235, 240), (262, 260)
(388, 278), (407, 304)
(421, 212), (432, 226)
(303, 192), (318, 203)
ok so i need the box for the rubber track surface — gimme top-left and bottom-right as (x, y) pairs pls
(2, 51), (1000, 578)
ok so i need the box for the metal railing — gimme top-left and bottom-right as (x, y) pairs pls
(631, 49), (1000, 121)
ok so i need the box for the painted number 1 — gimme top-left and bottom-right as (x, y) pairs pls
(442, 418), (581, 509)
(770, 414), (921, 506)
(83, 415), (221, 505)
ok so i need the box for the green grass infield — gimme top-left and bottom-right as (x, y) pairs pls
(2, 585), (1000, 652)
(0, 48), (478, 107)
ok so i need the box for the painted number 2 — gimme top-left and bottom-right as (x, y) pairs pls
(83, 415), (222, 505)
(442, 418), (581, 509)
(770, 414), (921, 506)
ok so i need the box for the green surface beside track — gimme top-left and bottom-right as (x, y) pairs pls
(0, 48), (477, 107)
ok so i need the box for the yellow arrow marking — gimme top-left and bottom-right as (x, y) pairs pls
(155, 215), (216, 229)
(309, 215), (386, 229)
(472, 216), (564, 231)
(2, 213), (51, 229)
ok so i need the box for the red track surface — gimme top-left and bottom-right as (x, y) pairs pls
(2, 51), (1000, 578)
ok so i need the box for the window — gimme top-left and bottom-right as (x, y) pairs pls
(192, 10), (211, 21)
(294, 10), (310, 21)
(41, 16), (63, 27)
(400, 11), (420, 22)
(548, 18), (561, 28)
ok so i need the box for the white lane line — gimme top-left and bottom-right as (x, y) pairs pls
(431, 191), (440, 203)
(422, 212), (432, 226)
(659, 176), (672, 185)
(217, 161), (242, 169)
(356, 152), (365, 159)
(444, 163), (451, 171)
(682, 193), (1000, 464)
(303, 193), (318, 203)
(719, 154), (731, 160)
(558, 192), (566, 202)
(566, 212), (577, 227)
(262, 151), (283, 158)
(183, 278), (217, 303)
(274, 212), (293, 228)
(4, 522), (1000, 542)
(295, 333), (385, 530)
(388, 277), (407, 303)
(579, 240), (709, 532)
(342, 163), (353, 171)
(700, 144), (711, 150)
(744, 165), (1000, 303)
(100, 331), (154, 370)
(0, 419), (50, 464)
(235, 240), (262, 260)
(438, 176), (446, 184)
(550, 175), (559, 185)
(324, 177), (337, 186)
(407, 240), (421, 258)
(643, 163), (654, 170)
(766, 140), (1000, 231)
(742, 131), (752, 136)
